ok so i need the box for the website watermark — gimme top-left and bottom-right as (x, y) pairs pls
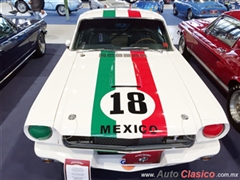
(141, 170), (239, 178)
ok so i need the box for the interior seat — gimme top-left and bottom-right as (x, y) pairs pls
(88, 32), (111, 44)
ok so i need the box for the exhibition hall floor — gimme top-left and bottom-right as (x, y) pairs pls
(0, 2), (240, 180)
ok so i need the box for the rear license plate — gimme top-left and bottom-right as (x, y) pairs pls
(210, 10), (217, 14)
(122, 151), (162, 164)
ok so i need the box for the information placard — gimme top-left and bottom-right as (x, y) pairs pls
(64, 159), (90, 180)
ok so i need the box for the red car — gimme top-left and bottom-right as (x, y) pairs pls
(178, 10), (240, 133)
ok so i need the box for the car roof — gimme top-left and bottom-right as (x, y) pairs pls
(78, 8), (165, 22)
(223, 10), (240, 20)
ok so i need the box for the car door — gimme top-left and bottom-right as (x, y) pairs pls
(177, 0), (189, 14)
(44, 0), (55, 10)
(192, 16), (240, 86)
(0, 16), (30, 80)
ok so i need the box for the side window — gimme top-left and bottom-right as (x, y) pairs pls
(0, 17), (16, 40)
(208, 16), (240, 47)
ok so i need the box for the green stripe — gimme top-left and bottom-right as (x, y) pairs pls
(91, 51), (116, 137)
(103, 10), (115, 17)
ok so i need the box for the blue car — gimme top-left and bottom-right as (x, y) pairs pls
(11, 0), (83, 16)
(0, 14), (47, 84)
(173, 0), (227, 20)
(133, 0), (164, 13)
(218, 0), (240, 10)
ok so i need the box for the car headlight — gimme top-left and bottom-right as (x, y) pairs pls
(202, 124), (224, 138)
(28, 125), (52, 140)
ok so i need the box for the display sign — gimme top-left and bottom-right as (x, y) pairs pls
(64, 159), (91, 180)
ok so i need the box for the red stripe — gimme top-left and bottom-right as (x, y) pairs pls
(128, 9), (141, 17)
(130, 51), (167, 138)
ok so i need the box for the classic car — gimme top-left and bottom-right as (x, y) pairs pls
(89, 0), (129, 9)
(178, 10), (240, 133)
(173, 0), (227, 20)
(218, 0), (240, 10)
(11, 0), (83, 16)
(132, 0), (164, 13)
(0, 13), (47, 84)
(24, 8), (229, 173)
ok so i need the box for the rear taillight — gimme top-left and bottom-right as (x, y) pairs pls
(202, 124), (224, 138)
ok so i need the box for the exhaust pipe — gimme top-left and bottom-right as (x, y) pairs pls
(200, 156), (212, 161)
(42, 158), (54, 163)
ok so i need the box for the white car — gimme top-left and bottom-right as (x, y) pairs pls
(24, 8), (229, 174)
(11, 0), (83, 16)
(89, 0), (129, 9)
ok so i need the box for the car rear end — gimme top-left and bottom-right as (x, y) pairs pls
(193, 1), (227, 18)
(68, 0), (83, 11)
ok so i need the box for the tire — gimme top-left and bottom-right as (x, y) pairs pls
(227, 84), (240, 133)
(56, 5), (67, 16)
(173, 5), (178, 16)
(15, 1), (29, 13)
(187, 9), (193, 20)
(178, 35), (191, 60)
(34, 32), (46, 57)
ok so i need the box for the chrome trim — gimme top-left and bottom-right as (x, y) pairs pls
(62, 135), (196, 152)
(0, 50), (35, 84)
(187, 47), (228, 92)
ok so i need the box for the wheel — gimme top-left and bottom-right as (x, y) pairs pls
(56, 5), (68, 16)
(173, 5), (178, 16)
(135, 38), (157, 44)
(187, 9), (193, 20)
(227, 84), (240, 133)
(34, 33), (46, 57)
(15, 1), (29, 13)
(178, 35), (191, 60)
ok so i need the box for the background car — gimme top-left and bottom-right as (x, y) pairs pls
(89, 0), (129, 9)
(11, 0), (83, 16)
(178, 10), (240, 133)
(164, 0), (172, 3)
(0, 13), (47, 84)
(23, 8), (229, 173)
(218, 0), (240, 10)
(173, 0), (227, 20)
(133, 0), (164, 13)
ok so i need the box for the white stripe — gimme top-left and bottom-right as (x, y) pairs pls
(115, 8), (129, 17)
(114, 52), (143, 138)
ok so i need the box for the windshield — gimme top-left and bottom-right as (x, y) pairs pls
(72, 18), (172, 51)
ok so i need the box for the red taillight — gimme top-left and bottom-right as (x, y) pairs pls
(202, 124), (224, 138)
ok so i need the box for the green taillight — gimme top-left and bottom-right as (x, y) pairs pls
(28, 126), (52, 140)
